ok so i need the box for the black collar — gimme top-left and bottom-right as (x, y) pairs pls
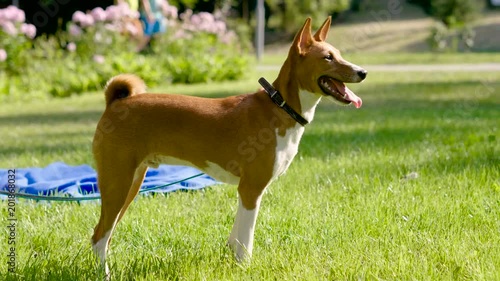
(258, 77), (309, 126)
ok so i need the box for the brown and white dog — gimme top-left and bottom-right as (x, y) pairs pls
(91, 17), (366, 274)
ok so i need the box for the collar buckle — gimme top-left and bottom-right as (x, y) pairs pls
(258, 77), (309, 126)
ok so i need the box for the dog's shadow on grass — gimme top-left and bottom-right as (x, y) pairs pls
(0, 110), (102, 164)
(0, 110), (103, 127)
(0, 136), (90, 158)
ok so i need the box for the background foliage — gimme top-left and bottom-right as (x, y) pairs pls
(266, 0), (350, 31)
(0, 0), (496, 101)
(431, 0), (484, 27)
(0, 3), (249, 101)
(427, 0), (484, 51)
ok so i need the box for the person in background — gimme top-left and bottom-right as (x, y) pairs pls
(115, 0), (144, 44)
(137, 0), (166, 52)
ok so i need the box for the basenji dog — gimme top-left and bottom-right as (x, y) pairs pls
(91, 17), (366, 275)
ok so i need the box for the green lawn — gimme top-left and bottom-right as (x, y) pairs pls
(1, 69), (499, 280)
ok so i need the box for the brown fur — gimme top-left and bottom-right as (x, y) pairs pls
(104, 74), (146, 106)
(91, 17), (366, 269)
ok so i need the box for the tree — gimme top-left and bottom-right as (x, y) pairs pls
(428, 0), (484, 51)
(266, 0), (350, 32)
(431, 0), (483, 28)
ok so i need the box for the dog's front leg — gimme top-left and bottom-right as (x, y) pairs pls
(228, 194), (263, 262)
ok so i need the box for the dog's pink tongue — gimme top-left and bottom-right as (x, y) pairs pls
(332, 80), (363, 108)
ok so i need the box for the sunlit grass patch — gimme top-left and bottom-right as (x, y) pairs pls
(0, 70), (498, 280)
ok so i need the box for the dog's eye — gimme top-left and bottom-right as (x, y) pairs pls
(324, 54), (333, 61)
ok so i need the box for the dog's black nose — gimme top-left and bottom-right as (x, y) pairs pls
(357, 70), (367, 80)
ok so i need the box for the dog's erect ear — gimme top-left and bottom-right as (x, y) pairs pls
(313, 16), (332, 42)
(293, 17), (313, 56)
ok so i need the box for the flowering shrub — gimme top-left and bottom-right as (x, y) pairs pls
(0, 2), (250, 101)
(66, 4), (140, 61)
(0, 5), (37, 74)
(174, 10), (235, 42)
(154, 9), (247, 83)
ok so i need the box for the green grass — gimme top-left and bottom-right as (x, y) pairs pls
(1, 69), (499, 280)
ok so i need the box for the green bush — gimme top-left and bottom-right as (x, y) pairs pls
(154, 32), (248, 84)
(431, 0), (483, 28)
(0, 30), (32, 75)
(0, 6), (36, 75)
(154, 10), (250, 84)
(408, 0), (432, 13)
(0, 4), (250, 102)
(266, 0), (350, 32)
(427, 0), (484, 52)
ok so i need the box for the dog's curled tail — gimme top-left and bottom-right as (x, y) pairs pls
(104, 74), (146, 107)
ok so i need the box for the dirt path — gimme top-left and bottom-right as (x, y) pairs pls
(257, 63), (500, 72)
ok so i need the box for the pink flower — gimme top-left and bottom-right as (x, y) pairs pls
(66, 42), (76, 52)
(180, 9), (193, 22)
(105, 5), (120, 21)
(161, 1), (178, 19)
(181, 12), (227, 35)
(190, 14), (201, 26)
(3, 5), (25, 23)
(198, 12), (214, 24)
(214, 21), (226, 33)
(93, 54), (105, 64)
(72, 11), (86, 24)
(68, 23), (82, 36)
(0, 49), (7, 62)
(1, 21), (17, 36)
(80, 14), (95, 28)
(73, 11), (95, 27)
(106, 4), (138, 21)
(119, 2), (138, 18)
(90, 7), (107, 22)
(21, 23), (36, 39)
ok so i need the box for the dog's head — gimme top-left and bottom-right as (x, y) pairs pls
(291, 17), (366, 108)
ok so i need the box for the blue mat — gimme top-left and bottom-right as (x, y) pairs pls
(0, 162), (217, 199)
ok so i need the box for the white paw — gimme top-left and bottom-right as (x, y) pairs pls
(227, 238), (251, 263)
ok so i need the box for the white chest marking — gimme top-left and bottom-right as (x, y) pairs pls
(272, 91), (321, 180)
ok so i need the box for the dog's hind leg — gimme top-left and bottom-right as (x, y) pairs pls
(91, 157), (139, 276)
(116, 164), (148, 223)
